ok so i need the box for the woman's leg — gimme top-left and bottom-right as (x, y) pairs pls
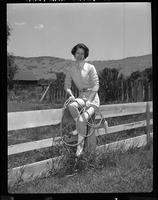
(68, 98), (85, 121)
(76, 106), (95, 156)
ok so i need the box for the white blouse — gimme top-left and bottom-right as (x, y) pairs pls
(64, 62), (99, 92)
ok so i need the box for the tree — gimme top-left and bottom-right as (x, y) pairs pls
(141, 67), (152, 83)
(7, 23), (17, 89)
(129, 71), (141, 81)
(7, 53), (17, 89)
(55, 72), (65, 86)
(98, 67), (122, 103)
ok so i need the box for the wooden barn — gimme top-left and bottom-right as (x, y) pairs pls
(13, 69), (57, 95)
(13, 69), (38, 86)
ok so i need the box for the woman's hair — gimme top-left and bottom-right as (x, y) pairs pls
(71, 43), (89, 59)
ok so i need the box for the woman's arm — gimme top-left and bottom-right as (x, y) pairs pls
(66, 88), (74, 98)
(87, 65), (99, 103)
(64, 68), (75, 99)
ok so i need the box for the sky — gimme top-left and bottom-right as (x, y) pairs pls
(7, 2), (152, 61)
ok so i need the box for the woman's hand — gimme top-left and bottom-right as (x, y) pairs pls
(86, 100), (92, 107)
(66, 88), (73, 96)
(66, 89), (75, 101)
(69, 95), (75, 101)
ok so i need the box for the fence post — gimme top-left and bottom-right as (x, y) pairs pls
(134, 81), (137, 102)
(131, 80), (134, 102)
(121, 81), (124, 102)
(84, 114), (96, 155)
(148, 83), (151, 101)
(140, 80), (143, 102)
(146, 101), (151, 148)
(53, 87), (56, 102)
(137, 80), (142, 102)
(50, 84), (52, 103)
(130, 81), (133, 102)
(150, 82), (152, 100)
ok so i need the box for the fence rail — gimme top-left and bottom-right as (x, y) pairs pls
(46, 80), (152, 103)
(8, 101), (153, 187)
(8, 102), (152, 131)
(8, 119), (153, 156)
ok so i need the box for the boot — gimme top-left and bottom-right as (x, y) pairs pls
(76, 134), (84, 157)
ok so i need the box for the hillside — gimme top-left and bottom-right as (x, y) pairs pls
(13, 54), (152, 80)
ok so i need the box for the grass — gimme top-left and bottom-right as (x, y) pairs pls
(8, 144), (153, 193)
(7, 92), (153, 193)
(7, 87), (64, 112)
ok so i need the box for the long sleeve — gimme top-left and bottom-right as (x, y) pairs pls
(89, 65), (99, 92)
(64, 67), (72, 91)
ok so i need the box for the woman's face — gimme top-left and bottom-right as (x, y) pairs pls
(74, 48), (85, 62)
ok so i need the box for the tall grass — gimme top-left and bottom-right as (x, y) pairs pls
(8, 143), (153, 193)
(8, 87), (64, 112)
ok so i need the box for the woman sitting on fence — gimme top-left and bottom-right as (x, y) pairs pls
(64, 43), (100, 157)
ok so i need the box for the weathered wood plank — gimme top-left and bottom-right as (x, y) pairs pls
(96, 132), (153, 155)
(8, 109), (63, 131)
(8, 155), (63, 188)
(96, 119), (153, 136)
(8, 102), (152, 131)
(8, 136), (62, 155)
(8, 119), (153, 155)
(96, 101), (152, 119)
(8, 133), (153, 187)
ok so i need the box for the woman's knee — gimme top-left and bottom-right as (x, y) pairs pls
(67, 102), (80, 119)
(77, 111), (89, 124)
(86, 106), (95, 116)
(77, 115), (86, 125)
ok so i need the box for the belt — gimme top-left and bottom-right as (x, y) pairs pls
(79, 88), (91, 92)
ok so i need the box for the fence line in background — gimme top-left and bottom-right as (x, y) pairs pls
(47, 80), (152, 103)
(11, 79), (152, 105)
(8, 101), (153, 187)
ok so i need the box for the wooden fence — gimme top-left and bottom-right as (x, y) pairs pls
(45, 80), (152, 103)
(8, 101), (153, 187)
